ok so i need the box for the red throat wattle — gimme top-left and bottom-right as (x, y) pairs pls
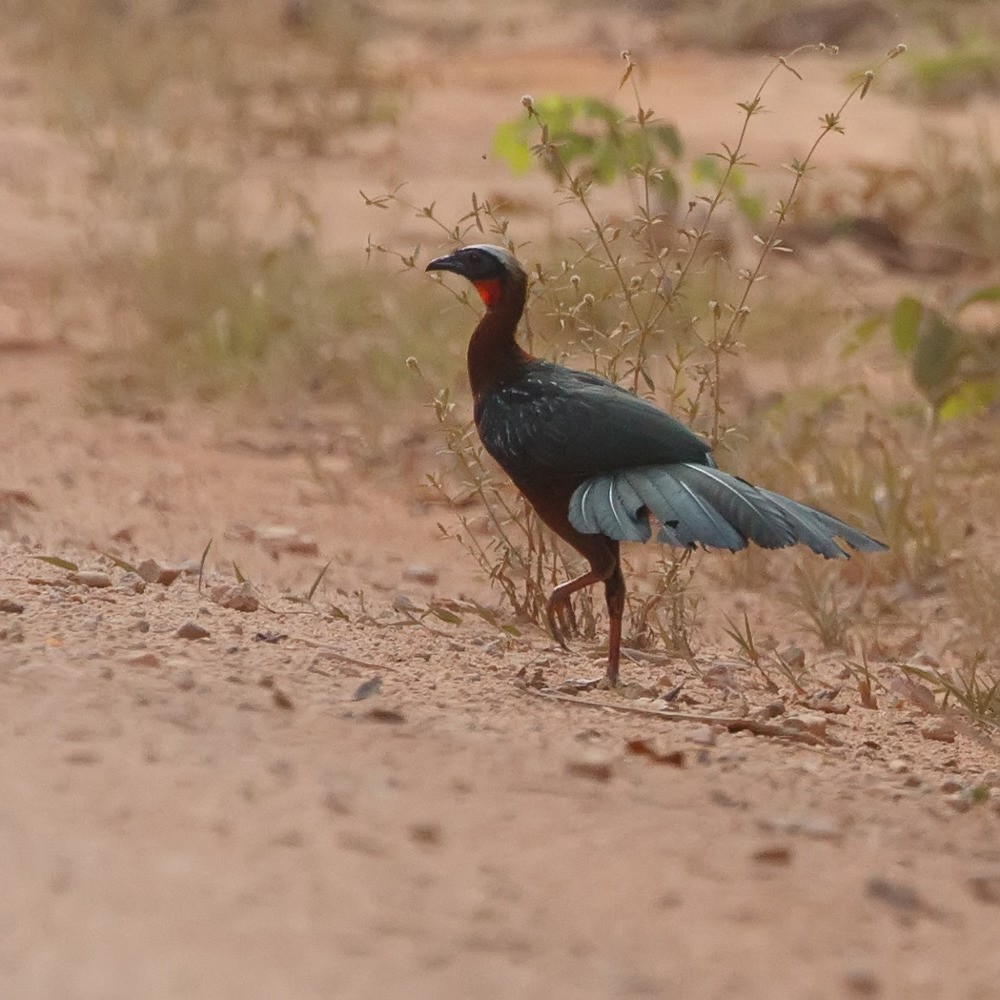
(472, 278), (502, 308)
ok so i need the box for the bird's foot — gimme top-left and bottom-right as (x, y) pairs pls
(545, 595), (578, 649)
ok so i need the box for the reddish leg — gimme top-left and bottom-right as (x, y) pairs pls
(545, 545), (625, 689)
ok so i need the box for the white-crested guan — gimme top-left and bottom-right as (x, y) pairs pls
(426, 244), (886, 688)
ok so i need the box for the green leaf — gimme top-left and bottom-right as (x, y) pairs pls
(889, 296), (924, 356)
(956, 284), (1000, 312)
(99, 550), (138, 574)
(35, 555), (78, 572)
(937, 378), (1000, 422)
(431, 607), (462, 625)
(912, 309), (961, 398)
(843, 313), (885, 357)
(492, 120), (533, 175)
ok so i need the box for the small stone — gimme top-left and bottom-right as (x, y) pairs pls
(409, 822), (443, 845)
(176, 621), (210, 640)
(392, 593), (419, 612)
(843, 965), (881, 996)
(752, 843), (793, 865)
(940, 778), (963, 794)
(365, 707), (405, 724)
(689, 725), (718, 747)
(403, 564), (439, 586)
(886, 759), (910, 775)
(126, 652), (162, 668)
(116, 572), (146, 594)
(0, 622), (24, 642)
(0, 599), (24, 614)
(968, 875), (1000, 905)
(257, 525), (320, 558)
(271, 687), (294, 710)
(980, 770), (1000, 788)
(210, 582), (259, 613)
(137, 559), (182, 586)
(866, 877), (921, 913)
(922, 721), (956, 743)
(625, 738), (686, 766)
(783, 712), (828, 740)
(351, 677), (382, 701)
(565, 750), (615, 783)
(756, 700), (786, 719)
(69, 571), (112, 589)
(777, 644), (805, 668)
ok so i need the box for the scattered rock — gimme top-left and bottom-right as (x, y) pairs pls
(365, 706), (405, 724)
(886, 759), (910, 775)
(271, 687), (294, 710)
(253, 631), (285, 643)
(116, 573), (146, 594)
(625, 737), (686, 767)
(403, 564), (439, 586)
(689, 725), (718, 747)
(0, 598), (24, 614)
(968, 875), (1000, 905)
(704, 662), (742, 690)
(69, 570), (112, 589)
(777, 644), (805, 668)
(890, 675), (937, 713)
(921, 721), (956, 743)
(352, 677), (382, 701)
(756, 701), (786, 720)
(393, 593), (420, 612)
(175, 621), (210, 640)
(940, 778), (963, 794)
(759, 813), (844, 843)
(210, 581), (259, 613)
(409, 822), (443, 845)
(843, 965), (881, 997)
(137, 559), (183, 586)
(782, 712), (828, 740)
(0, 622), (24, 642)
(256, 524), (320, 558)
(125, 652), (162, 669)
(565, 749), (615, 783)
(866, 877), (922, 914)
(752, 843), (793, 865)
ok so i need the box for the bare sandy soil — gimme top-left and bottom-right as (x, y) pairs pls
(2, 8), (1000, 1000)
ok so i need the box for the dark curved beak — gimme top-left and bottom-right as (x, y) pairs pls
(425, 252), (463, 275)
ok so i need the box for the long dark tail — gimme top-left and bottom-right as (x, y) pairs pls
(568, 464), (887, 559)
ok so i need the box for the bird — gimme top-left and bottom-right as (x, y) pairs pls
(426, 244), (887, 689)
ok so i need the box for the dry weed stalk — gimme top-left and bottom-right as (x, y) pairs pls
(368, 46), (903, 651)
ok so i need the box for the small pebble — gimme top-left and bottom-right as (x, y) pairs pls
(126, 652), (162, 668)
(0, 599), (24, 614)
(403, 564), (439, 586)
(843, 965), (881, 996)
(176, 621), (210, 640)
(137, 559), (183, 586)
(968, 875), (1000, 905)
(211, 582), (259, 612)
(922, 721), (956, 743)
(565, 750), (615, 783)
(69, 571), (112, 589)
(752, 843), (793, 865)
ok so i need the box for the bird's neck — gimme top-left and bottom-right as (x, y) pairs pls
(467, 276), (529, 402)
